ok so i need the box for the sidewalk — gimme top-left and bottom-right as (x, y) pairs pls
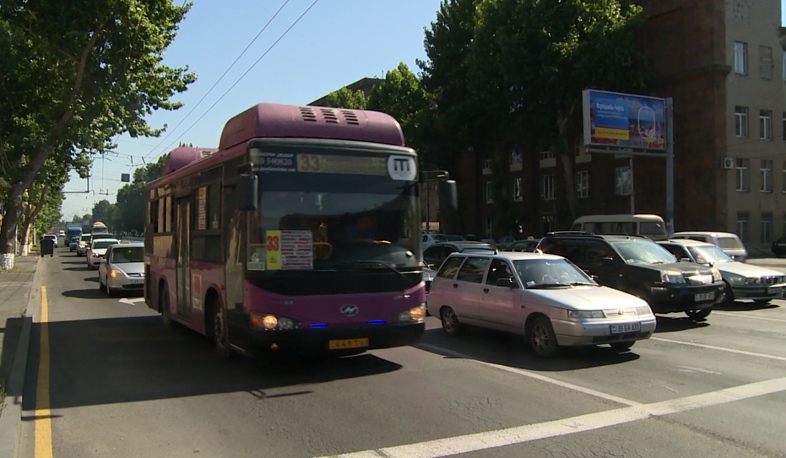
(0, 254), (40, 458)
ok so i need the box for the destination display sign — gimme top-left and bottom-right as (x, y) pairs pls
(255, 151), (416, 180)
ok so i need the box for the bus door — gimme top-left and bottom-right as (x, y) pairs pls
(176, 197), (192, 319)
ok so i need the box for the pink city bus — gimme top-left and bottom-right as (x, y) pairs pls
(144, 103), (456, 359)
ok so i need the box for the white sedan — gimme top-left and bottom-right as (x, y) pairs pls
(86, 238), (119, 269)
(428, 251), (657, 357)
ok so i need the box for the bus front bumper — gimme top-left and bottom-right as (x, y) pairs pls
(247, 322), (425, 355)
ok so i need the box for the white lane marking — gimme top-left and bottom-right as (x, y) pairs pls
(416, 343), (640, 407)
(319, 376), (786, 458)
(118, 297), (145, 306)
(713, 311), (786, 323)
(677, 366), (722, 375)
(651, 337), (786, 362)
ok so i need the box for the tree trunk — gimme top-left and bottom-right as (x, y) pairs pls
(557, 113), (577, 225)
(19, 183), (49, 257)
(0, 184), (24, 269)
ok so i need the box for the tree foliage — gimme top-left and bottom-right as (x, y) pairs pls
(320, 87), (368, 109)
(0, 0), (195, 267)
(115, 155), (166, 233)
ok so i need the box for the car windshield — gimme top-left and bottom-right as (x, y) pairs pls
(612, 240), (676, 265)
(92, 241), (118, 249)
(110, 246), (144, 263)
(80, 235), (91, 242)
(44, 235), (56, 240)
(513, 258), (596, 288)
(687, 245), (733, 264)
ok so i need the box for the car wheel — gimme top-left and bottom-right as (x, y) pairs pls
(105, 279), (113, 297)
(720, 281), (734, 306)
(208, 296), (232, 359)
(685, 307), (712, 320)
(440, 306), (461, 336)
(610, 341), (635, 352)
(528, 316), (559, 358)
(98, 274), (104, 291)
(160, 285), (174, 328)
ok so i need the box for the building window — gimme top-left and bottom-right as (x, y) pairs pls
(761, 160), (773, 192)
(540, 150), (554, 161)
(576, 170), (589, 198)
(735, 107), (748, 138)
(736, 158), (750, 191)
(540, 174), (555, 201)
(510, 147), (523, 165)
(734, 41), (747, 74)
(485, 217), (493, 237)
(762, 212), (773, 244)
(485, 181), (494, 204)
(614, 166), (632, 195)
(737, 212), (749, 243)
(760, 110), (773, 140)
(783, 112), (786, 142)
(760, 46), (773, 80)
(512, 177), (523, 202)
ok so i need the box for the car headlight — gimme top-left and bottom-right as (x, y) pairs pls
(661, 270), (686, 284)
(109, 269), (122, 278)
(725, 273), (745, 285)
(744, 277), (761, 285)
(635, 305), (653, 317)
(397, 304), (426, 322)
(710, 267), (722, 282)
(249, 312), (300, 331)
(567, 310), (606, 320)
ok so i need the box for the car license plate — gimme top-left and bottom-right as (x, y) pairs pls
(695, 292), (714, 302)
(328, 338), (368, 350)
(130, 279), (144, 284)
(767, 286), (784, 295)
(610, 322), (641, 334)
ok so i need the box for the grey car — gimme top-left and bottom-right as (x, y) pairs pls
(98, 243), (145, 296)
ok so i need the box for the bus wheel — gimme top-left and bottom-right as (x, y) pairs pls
(208, 297), (231, 359)
(160, 285), (174, 328)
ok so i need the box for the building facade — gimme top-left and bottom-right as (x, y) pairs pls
(450, 0), (786, 253)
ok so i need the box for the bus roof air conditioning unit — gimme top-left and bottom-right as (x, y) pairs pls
(720, 157), (735, 169)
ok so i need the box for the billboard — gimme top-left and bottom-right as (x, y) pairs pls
(583, 89), (666, 152)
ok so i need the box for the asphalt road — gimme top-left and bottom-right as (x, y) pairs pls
(17, 249), (786, 457)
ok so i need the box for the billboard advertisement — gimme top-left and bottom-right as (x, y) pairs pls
(583, 89), (666, 152)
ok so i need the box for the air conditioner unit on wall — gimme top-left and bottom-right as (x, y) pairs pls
(720, 157), (735, 169)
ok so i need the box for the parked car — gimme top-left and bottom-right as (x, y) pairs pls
(658, 239), (786, 305)
(98, 242), (145, 296)
(536, 233), (725, 320)
(670, 231), (748, 262)
(444, 235), (466, 241)
(772, 236), (786, 258)
(499, 239), (541, 252)
(421, 232), (448, 250)
(76, 234), (92, 256)
(428, 251), (656, 357)
(423, 241), (496, 269)
(42, 233), (58, 249)
(86, 238), (119, 269)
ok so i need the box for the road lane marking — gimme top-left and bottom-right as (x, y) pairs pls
(35, 286), (53, 458)
(713, 311), (786, 323)
(318, 376), (786, 458)
(416, 343), (640, 406)
(651, 337), (786, 362)
(118, 297), (146, 305)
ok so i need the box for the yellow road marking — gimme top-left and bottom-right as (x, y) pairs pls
(35, 286), (53, 458)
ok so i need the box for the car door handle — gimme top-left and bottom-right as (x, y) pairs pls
(483, 288), (489, 293)
(453, 283), (458, 289)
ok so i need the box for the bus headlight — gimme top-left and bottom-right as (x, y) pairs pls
(397, 304), (426, 322)
(250, 313), (300, 331)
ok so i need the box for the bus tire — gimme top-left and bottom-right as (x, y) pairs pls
(160, 283), (174, 329)
(207, 295), (232, 359)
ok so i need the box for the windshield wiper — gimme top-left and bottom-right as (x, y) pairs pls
(334, 260), (411, 283)
(527, 283), (572, 289)
(570, 282), (597, 286)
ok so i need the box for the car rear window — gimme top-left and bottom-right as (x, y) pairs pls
(110, 247), (144, 263)
(716, 236), (743, 249)
(437, 256), (465, 279)
(93, 240), (118, 249)
(456, 257), (490, 283)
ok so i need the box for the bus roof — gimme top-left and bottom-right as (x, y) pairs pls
(217, 103), (405, 150)
(573, 214), (665, 223)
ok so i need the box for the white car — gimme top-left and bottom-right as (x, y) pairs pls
(428, 251), (657, 357)
(98, 243), (145, 296)
(76, 234), (92, 256)
(86, 238), (119, 269)
(659, 239), (786, 305)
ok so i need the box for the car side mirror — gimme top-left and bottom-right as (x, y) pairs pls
(590, 274), (599, 282)
(680, 257), (692, 263)
(495, 278), (517, 288)
(602, 257), (615, 267)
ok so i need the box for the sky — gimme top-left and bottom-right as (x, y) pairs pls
(61, 0), (443, 220)
(61, 0), (786, 220)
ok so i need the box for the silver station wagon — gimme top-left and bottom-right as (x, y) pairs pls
(428, 251), (657, 357)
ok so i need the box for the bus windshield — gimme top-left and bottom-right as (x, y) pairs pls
(249, 171), (419, 273)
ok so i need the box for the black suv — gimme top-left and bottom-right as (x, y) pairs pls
(423, 241), (496, 269)
(536, 233), (725, 320)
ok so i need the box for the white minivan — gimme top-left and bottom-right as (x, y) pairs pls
(571, 214), (668, 241)
(670, 231), (748, 262)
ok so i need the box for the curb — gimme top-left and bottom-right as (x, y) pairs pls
(0, 257), (41, 458)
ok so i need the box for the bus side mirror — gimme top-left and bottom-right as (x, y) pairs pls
(238, 174), (258, 211)
(440, 180), (458, 210)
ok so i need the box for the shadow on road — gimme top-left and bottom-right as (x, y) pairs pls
(63, 267), (91, 272)
(714, 300), (780, 312)
(19, 316), (402, 411)
(61, 288), (110, 299)
(60, 260), (86, 265)
(416, 325), (639, 372)
(653, 316), (709, 333)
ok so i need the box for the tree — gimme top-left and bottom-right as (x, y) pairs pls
(17, 156), (69, 255)
(0, 1), (195, 269)
(92, 200), (116, 230)
(320, 87), (368, 109)
(115, 155), (166, 233)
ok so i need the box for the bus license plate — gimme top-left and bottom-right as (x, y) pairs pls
(695, 292), (714, 302)
(328, 338), (368, 350)
(610, 323), (640, 335)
